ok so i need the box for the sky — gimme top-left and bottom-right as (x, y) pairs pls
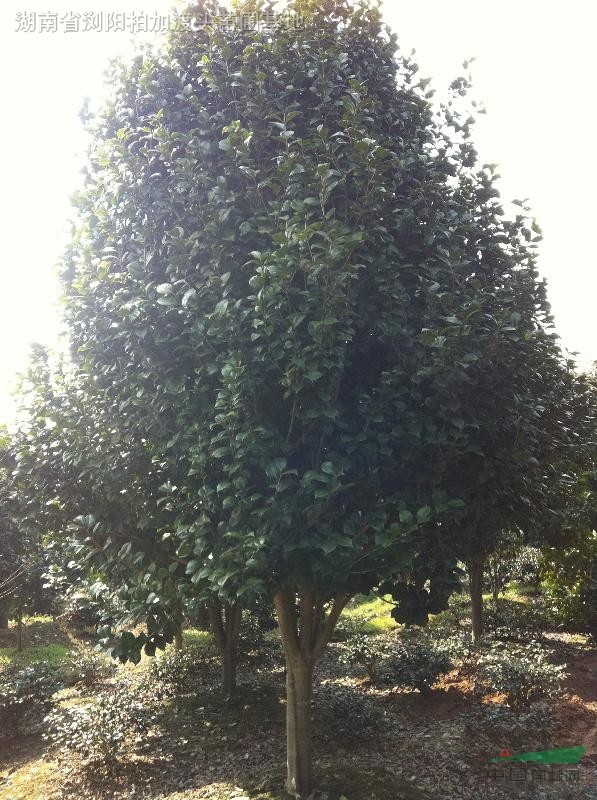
(0, 0), (595, 422)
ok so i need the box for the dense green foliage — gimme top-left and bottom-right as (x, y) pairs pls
(382, 634), (453, 693)
(11, 349), (187, 659)
(472, 641), (566, 709)
(45, 681), (153, 770)
(0, 661), (61, 736)
(0, 427), (54, 629)
(56, 0), (581, 638)
(337, 632), (393, 683)
(148, 640), (219, 696)
(3, 0), (595, 795)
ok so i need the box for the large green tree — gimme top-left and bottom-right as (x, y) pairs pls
(58, 0), (574, 794)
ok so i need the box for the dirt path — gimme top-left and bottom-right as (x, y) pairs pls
(559, 652), (597, 758)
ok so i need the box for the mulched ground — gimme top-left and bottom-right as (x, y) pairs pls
(1, 630), (596, 800)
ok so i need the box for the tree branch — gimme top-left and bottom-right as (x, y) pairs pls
(313, 592), (350, 661)
(274, 590), (301, 665)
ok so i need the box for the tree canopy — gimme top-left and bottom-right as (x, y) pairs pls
(11, 0), (588, 795)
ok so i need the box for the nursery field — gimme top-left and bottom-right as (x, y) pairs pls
(1, 591), (596, 800)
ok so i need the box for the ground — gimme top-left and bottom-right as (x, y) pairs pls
(1, 595), (596, 800)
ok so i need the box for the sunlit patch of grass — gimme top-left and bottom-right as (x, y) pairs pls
(0, 643), (71, 672)
(341, 594), (398, 634)
(503, 582), (536, 601)
(483, 586), (533, 605)
(0, 752), (60, 800)
(117, 627), (218, 675)
(22, 614), (55, 625)
(182, 628), (215, 648)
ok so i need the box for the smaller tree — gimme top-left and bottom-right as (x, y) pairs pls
(11, 349), (247, 692)
(0, 428), (52, 650)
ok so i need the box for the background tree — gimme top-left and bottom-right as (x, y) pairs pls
(0, 427), (52, 648)
(11, 347), (247, 690)
(448, 362), (591, 640)
(0, 431), (23, 632)
(539, 400), (597, 638)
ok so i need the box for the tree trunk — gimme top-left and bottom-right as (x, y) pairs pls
(223, 642), (237, 696)
(487, 557), (500, 604)
(285, 657), (313, 798)
(274, 588), (349, 799)
(174, 628), (183, 651)
(207, 600), (242, 696)
(16, 608), (23, 653)
(469, 555), (485, 642)
(533, 566), (543, 595)
(0, 610), (8, 630)
(491, 568), (499, 604)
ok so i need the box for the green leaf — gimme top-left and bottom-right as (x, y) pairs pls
(266, 458), (287, 480)
(416, 505), (432, 524)
(182, 288), (196, 307)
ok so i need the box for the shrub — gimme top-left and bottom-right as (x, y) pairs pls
(510, 546), (543, 588)
(238, 610), (282, 669)
(431, 592), (471, 631)
(314, 684), (387, 741)
(483, 599), (550, 641)
(432, 631), (477, 665)
(61, 592), (105, 631)
(473, 642), (567, 708)
(61, 586), (121, 632)
(45, 681), (153, 770)
(337, 634), (394, 684)
(0, 661), (62, 736)
(333, 613), (373, 641)
(461, 703), (555, 749)
(382, 635), (453, 694)
(543, 560), (597, 637)
(148, 643), (218, 697)
(65, 650), (117, 689)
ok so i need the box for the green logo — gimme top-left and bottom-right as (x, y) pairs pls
(490, 746), (585, 765)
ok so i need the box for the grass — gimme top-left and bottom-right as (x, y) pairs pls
(481, 586), (534, 605)
(341, 594), (398, 634)
(0, 616), (89, 676)
(182, 628), (216, 648)
(0, 643), (72, 672)
(503, 582), (537, 600)
(22, 615), (54, 625)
